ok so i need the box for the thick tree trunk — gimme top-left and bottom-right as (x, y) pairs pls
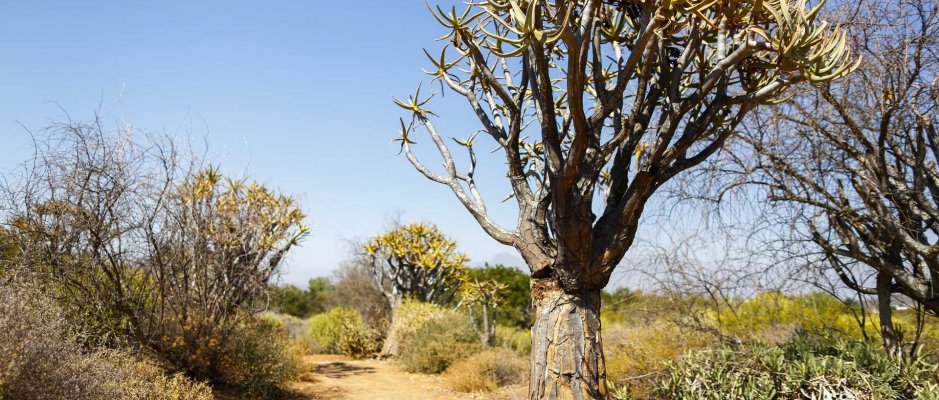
(529, 278), (608, 400)
(877, 271), (900, 358)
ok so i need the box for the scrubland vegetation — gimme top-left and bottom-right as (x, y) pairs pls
(2, 0), (938, 398)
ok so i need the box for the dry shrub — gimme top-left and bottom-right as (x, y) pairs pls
(209, 317), (303, 397)
(263, 312), (309, 341)
(494, 325), (531, 355)
(444, 348), (528, 392)
(604, 321), (712, 399)
(394, 301), (482, 373)
(382, 299), (442, 356)
(0, 284), (212, 400)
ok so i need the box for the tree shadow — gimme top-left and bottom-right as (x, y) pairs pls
(313, 361), (376, 379)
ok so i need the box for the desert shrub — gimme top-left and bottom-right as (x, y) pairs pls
(601, 291), (680, 327)
(155, 314), (300, 397)
(306, 307), (379, 358)
(713, 292), (874, 343)
(0, 284), (213, 400)
(264, 311), (309, 341)
(654, 332), (939, 400)
(381, 299), (444, 356)
(396, 301), (482, 373)
(494, 325), (531, 355)
(307, 307), (362, 353)
(604, 320), (713, 399)
(337, 323), (381, 358)
(208, 317), (302, 397)
(2, 125), (308, 395)
(444, 348), (528, 392)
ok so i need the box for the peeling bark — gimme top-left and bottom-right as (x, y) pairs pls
(529, 278), (607, 400)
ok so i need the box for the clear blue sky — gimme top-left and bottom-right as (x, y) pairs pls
(0, 0), (535, 286)
(0, 1), (728, 287)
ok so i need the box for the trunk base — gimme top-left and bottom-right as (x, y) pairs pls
(529, 279), (607, 400)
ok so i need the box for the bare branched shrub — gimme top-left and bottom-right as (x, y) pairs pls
(1, 115), (307, 391)
(329, 258), (392, 327)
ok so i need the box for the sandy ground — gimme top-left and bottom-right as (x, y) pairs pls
(289, 354), (527, 400)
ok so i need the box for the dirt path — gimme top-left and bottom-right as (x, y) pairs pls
(290, 354), (525, 400)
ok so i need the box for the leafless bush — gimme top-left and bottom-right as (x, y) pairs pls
(1, 114), (307, 386)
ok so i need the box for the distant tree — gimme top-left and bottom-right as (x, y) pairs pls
(329, 259), (392, 326)
(601, 287), (639, 315)
(307, 277), (335, 311)
(362, 223), (467, 308)
(270, 277), (335, 318)
(460, 278), (508, 346)
(396, 0), (858, 395)
(468, 264), (532, 327)
(739, 0), (938, 357)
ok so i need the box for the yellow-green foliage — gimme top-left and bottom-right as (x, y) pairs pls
(383, 299), (445, 355)
(362, 223), (468, 304)
(604, 321), (713, 399)
(307, 307), (362, 353)
(363, 223), (468, 272)
(494, 325), (531, 355)
(444, 348), (528, 392)
(306, 307), (379, 358)
(894, 309), (939, 362)
(714, 292), (875, 342)
(263, 311), (308, 340)
(394, 300), (482, 373)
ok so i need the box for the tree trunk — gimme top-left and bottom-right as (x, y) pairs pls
(529, 278), (608, 400)
(380, 297), (403, 357)
(877, 271), (900, 358)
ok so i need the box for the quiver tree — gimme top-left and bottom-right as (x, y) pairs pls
(460, 278), (508, 346)
(395, 0), (857, 397)
(740, 0), (938, 357)
(362, 222), (468, 308)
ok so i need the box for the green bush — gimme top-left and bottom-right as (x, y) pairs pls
(654, 332), (939, 400)
(396, 302), (482, 373)
(444, 348), (528, 392)
(263, 311), (308, 341)
(307, 307), (361, 353)
(306, 307), (379, 358)
(494, 325), (531, 355)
